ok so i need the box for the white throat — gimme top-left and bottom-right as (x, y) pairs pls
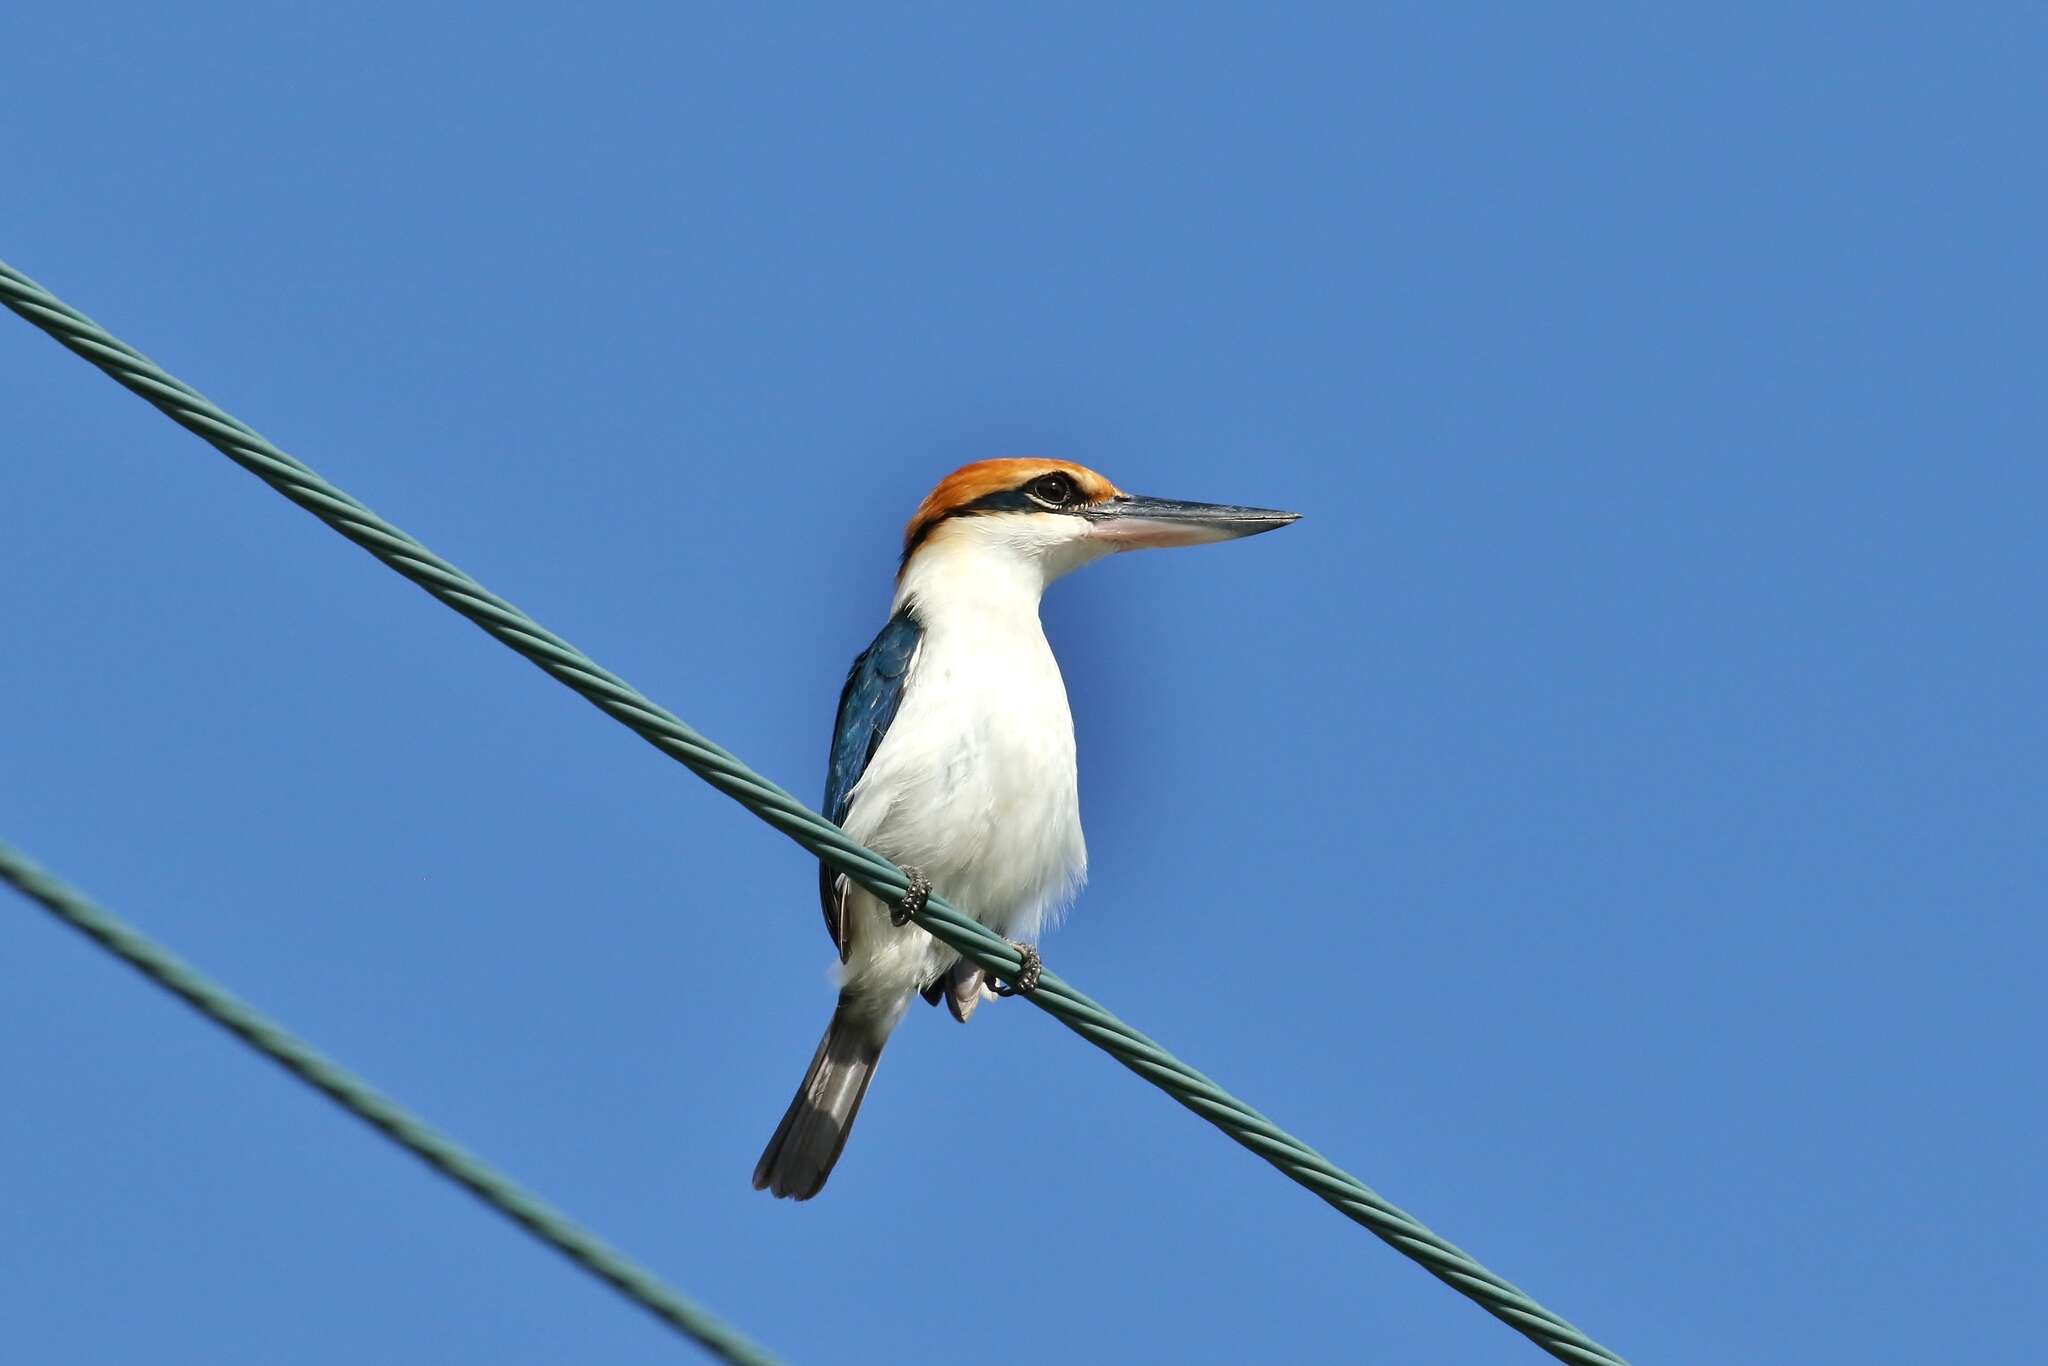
(892, 512), (1108, 622)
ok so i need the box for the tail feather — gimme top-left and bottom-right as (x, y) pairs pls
(944, 963), (988, 1023)
(752, 1000), (886, 1200)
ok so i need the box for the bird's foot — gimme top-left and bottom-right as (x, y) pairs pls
(891, 867), (932, 927)
(992, 939), (1042, 997)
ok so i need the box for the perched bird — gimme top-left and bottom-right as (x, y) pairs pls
(753, 458), (1297, 1199)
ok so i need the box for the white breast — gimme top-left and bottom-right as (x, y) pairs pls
(834, 532), (1090, 1007)
(847, 611), (1086, 929)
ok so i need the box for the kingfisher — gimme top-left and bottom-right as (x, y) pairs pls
(753, 458), (1297, 1200)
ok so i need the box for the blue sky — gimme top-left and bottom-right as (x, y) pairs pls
(3, 6), (2042, 1362)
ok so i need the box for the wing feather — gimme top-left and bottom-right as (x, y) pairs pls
(818, 609), (922, 958)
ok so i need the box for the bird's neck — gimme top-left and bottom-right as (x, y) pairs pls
(892, 536), (1049, 633)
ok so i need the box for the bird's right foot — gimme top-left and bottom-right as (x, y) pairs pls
(892, 867), (932, 926)
(991, 939), (1043, 996)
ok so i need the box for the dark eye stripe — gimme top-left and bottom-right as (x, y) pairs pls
(900, 471), (1090, 565)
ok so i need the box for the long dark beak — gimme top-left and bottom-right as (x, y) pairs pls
(1082, 494), (1300, 549)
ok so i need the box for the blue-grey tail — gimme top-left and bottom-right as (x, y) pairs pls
(752, 999), (885, 1200)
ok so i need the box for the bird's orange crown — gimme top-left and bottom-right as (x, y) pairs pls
(902, 458), (1122, 560)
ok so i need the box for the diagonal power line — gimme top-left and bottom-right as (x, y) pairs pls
(0, 839), (778, 1365)
(1, 256), (1627, 1365)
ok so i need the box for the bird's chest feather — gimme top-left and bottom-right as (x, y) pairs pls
(844, 618), (1086, 929)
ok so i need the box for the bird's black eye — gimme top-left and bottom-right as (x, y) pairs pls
(1029, 472), (1079, 507)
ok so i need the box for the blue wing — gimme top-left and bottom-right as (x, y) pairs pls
(818, 608), (922, 958)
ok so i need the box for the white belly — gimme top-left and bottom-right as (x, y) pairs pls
(835, 611), (1087, 1012)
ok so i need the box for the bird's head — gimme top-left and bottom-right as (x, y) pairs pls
(899, 458), (1298, 589)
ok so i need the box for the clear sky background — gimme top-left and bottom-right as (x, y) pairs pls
(2, 6), (2041, 1363)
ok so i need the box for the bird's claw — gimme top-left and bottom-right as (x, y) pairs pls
(992, 939), (1042, 997)
(892, 867), (931, 927)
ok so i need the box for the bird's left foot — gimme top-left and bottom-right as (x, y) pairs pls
(892, 867), (932, 927)
(992, 939), (1042, 997)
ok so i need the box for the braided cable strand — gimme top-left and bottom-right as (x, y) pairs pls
(1, 257), (1627, 1365)
(0, 840), (779, 1366)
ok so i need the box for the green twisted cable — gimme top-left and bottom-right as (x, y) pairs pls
(1, 257), (1627, 1366)
(0, 839), (778, 1364)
